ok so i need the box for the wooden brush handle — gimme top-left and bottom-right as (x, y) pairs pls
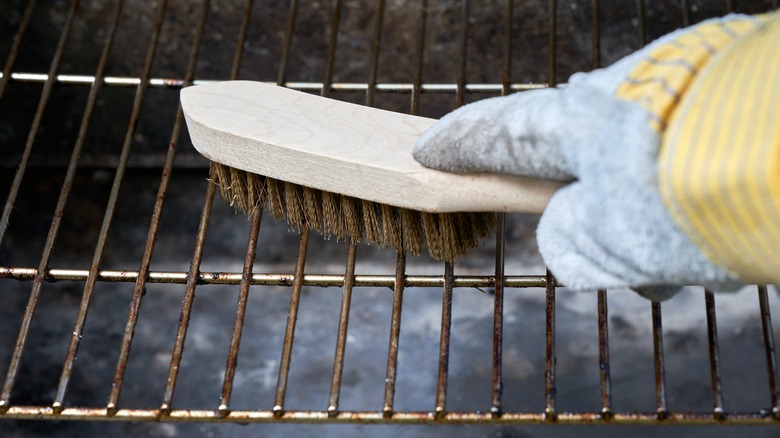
(181, 81), (562, 213)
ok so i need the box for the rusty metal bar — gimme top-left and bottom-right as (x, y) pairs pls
(0, 0), (36, 101)
(0, 73), (548, 93)
(321, 0), (342, 99)
(48, 0), (126, 413)
(597, 290), (612, 417)
(219, 206), (263, 417)
(62, 0), (209, 414)
(382, 251), (407, 416)
(4, 405), (780, 424)
(0, 0), (81, 412)
(502, 0), (513, 95)
(544, 269), (557, 421)
(636, 0), (646, 47)
(216, 0), (256, 417)
(365, 0), (385, 107)
(652, 302), (668, 419)
(0, 267), (551, 288)
(273, 229), (310, 417)
(154, 171), (216, 416)
(327, 243), (358, 416)
(491, 214), (506, 416)
(434, 262), (455, 418)
(410, 0), (427, 115)
(704, 290), (725, 419)
(276, 0), (299, 86)
(455, 0), (469, 107)
(591, 0), (600, 69)
(229, 0), (254, 80)
(548, 0), (557, 86)
(725, 0), (734, 12)
(0, 0), (78, 251)
(680, 0), (690, 27)
(758, 285), (780, 418)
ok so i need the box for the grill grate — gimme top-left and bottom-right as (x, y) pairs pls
(1, 0), (780, 428)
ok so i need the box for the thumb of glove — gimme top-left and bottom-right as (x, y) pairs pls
(412, 88), (576, 182)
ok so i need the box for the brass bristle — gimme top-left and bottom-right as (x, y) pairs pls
(211, 164), (499, 262)
(265, 178), (285, 220)
(341, 195), (362, 243)
(399, 208), (423, 256)
(303, 187), (323, 234)
(380, 204), (402, 253)
(361, 200), (382, 247)
(229, 166), (249, 211)
(284, 181), (306, 230)
(321, 191), (343, 239)
(245, 172), (266, 213)
(422, 212), (443, 260)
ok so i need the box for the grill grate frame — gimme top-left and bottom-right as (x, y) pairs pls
(1, 0), (780, 427)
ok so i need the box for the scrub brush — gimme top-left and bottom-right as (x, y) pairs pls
(180, 81), (561, 261)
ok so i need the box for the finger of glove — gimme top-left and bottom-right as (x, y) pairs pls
(536, 179), (738, 294)
(412, 88), (576, 181)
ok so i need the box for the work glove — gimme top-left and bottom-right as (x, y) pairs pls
(413, 11), (780, 301)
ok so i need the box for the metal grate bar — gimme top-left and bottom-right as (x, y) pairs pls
(597, 290), (613, 417)
(219, 207), (263, 416)
(490, 214), (506, 416)
(273, 229), (310, 416)
(217, 0), (257, 417)
(0, 267), (552, 288)
(0, 73), (549, 93)
(757, 285), (780, 417)
(64, 0), (208, 412)
(410, 0), (426, 115)
(276, 0), (299, 86)
(434, 262), (455, 418)
(151, 166), (215, 415)
(365, 0), (385, 107)
(544, 269), (557, 420)
(381, 252), (406, 416)
(0, 0), (36, 101)
(548, 0), (557, 86)
(50, 0), (126, 413)
(681, 0), (691, 26)
(321, 0), (342, 99)
(0, 0), (81, 412)
(591, 0), (601, 68)
(704, 289), (725, 419)
(4, 406), (780, 424)
(152, 0), (216, 412)
(327, 243), (358, 416)
(652, 302), (668, 419)
(455, 0), (470, 108)
(229, 0), (254, 81)
(501, 0), (513, 95)
(636, 0), (646, 47)
(0, 0), (78, 250)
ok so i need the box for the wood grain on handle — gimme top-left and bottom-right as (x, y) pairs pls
(181, 81), (560, 213)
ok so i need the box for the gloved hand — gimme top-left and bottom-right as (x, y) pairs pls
(413, 11), (780, 301)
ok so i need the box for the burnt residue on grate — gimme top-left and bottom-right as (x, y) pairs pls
(2, 0), (780, 437)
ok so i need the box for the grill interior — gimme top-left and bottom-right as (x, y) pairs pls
(2, 0), (780, 435)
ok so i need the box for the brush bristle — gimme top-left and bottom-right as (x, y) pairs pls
(210, 162), (498, 261)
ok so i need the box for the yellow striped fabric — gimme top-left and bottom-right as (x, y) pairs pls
(615, 17), (764, 132)
(658, 13), (780, 282)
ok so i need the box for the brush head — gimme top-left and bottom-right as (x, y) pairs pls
(211, 161), (499, 261)
(182, 81), (558, 260)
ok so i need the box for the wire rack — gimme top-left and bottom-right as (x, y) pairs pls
(1, 0), (780, 428)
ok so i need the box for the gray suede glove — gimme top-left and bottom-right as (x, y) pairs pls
(412, 14), (773, 300)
